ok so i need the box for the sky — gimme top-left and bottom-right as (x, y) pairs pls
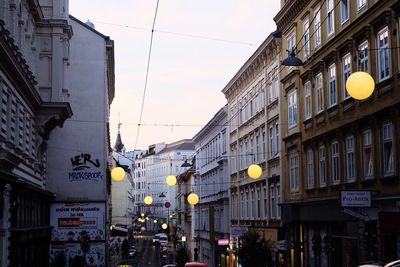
(69, 0), (280, 151)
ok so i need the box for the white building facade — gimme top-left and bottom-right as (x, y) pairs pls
(193, 106), (230, 267)
(46, 16), (114, 267)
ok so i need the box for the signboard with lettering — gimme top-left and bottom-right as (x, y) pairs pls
(340, 191), (371, 207)
(50, 202), (105, 242)
(231, 226), (248, 237)
(218, 239), (229, 246)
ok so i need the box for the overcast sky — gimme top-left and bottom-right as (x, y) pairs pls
(69, 0), (280, 151)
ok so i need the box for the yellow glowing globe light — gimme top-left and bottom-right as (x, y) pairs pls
(161, 223), (168, 230)
(111, 167), (125, 181)
(154, 219), (157, 223)
(187, 192), (199, 205)
(144, 196), (153, 205)
(166, 175), (177, 186)
(141, 213), (145, 217)
(346, 72), (375, 100)
(247, 164), (262, 179)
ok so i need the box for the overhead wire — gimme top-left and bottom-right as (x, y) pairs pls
(133, 0), (160, 150)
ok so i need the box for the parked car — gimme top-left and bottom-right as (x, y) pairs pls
(358, 260), (400, 267)
(184, 262), (208, 267)
(159, 235), (168, 246)
(162, 265), (176, 267)
(128, 246), (137, 258)
(153, 233), (167, 245)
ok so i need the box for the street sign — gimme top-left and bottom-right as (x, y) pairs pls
(343, 208), (370, 221)
(231, 226), (247, 237)
(341, 191), (371, 207)
(276, 240), (291, 250)
(165, 202), (171, 208)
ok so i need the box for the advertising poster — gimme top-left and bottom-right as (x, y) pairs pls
(50, 202), (106, 267)
(49, 242), (105, 267)
(50, 202), (105, 241)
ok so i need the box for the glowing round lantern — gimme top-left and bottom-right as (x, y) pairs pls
(161, 223), (168, 230)
(144, 196), (153, 205)
(166, 175), (177, 186)
(187, 192), (199, 205)
(154, 219), (157, 223)
(346, 72), (375, 100)
(247, 164), (262, 179)
(111, 167), (125, 181)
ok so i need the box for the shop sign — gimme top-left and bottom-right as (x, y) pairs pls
(218, 239), (229, 246)
(50, 202), (105, 242)
(231, 226), (247, 237)
(340, 191), (371, 207)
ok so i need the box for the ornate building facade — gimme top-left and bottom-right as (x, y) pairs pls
(275, 0), (400, 265)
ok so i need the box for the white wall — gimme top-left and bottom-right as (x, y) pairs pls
(46, 19), (110, 201)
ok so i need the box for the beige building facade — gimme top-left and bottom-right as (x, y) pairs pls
(275, 0), (400, 266)
(222, 34), (282, 266)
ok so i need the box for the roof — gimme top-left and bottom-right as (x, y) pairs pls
(69, 15), (110, 40)
(158, 139), (194, 154)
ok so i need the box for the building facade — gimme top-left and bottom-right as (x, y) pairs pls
(0, 0), (72, 266)
(192, 106), (230, 267)
(222, 34), (282, 266)
(46, 16), (114, 267)
(133, 140), (194, 231)
(275, 0), (400, 266)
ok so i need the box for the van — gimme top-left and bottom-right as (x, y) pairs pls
(184, 262), (208, 267)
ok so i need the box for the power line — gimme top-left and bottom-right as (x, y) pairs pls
(134, 0), (161, 150)
(92, 20), (257, 46)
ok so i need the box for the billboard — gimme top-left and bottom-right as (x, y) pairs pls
(49, 242), (105, 267)
(50, 202), (106, 242)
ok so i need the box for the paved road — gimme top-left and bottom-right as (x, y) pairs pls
(114, 233), (172, 267)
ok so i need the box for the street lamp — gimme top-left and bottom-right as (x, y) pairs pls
(346, 72), (375, 100)
(111, 167), (125, 181)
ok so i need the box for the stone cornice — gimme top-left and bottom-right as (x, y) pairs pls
(222, 35), (280, 97)
(274, 0), (310, 32)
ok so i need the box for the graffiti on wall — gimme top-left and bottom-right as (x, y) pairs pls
(68, 153), (103, 182)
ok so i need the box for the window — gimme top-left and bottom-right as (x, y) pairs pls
(341, 0), (349, 23)
(307, 149), (314, 188)
(287, 30), (296, 53)
(276, 183), (281, 219)
(304, 81), (312, 119)
(275, 123), (279, 157)
(289, 153), (299, 192)
(358, 41), (369, 72)
(345, 136), (356, 182)
(262, 129), (266, 160)
(257, 189), (261, 218)
(358, 0), (366, 10)
(362, 129), (374, 179)
(327, 0), (335, 35)
(328, 64), (337, 107)
(314, 8), (321, 48)
(288, 90), (297, 128)
(303, 19), (310, 57)
(377, 27), (390, 81)
(342, 54), (352, 99)
(331, 141), (340, 184)
(270, 185), (276, 219)
(255, 135), (259, 162)
(269, 126), (274, 158)
(315, 73), (324, 113)
(382, 122), (394, 176)
(263, 186), (268, 218)
(319, 145), (326, 187)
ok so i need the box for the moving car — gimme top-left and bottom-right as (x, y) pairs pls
(128, 246), (137, 258)
(159, 235), (168, 246)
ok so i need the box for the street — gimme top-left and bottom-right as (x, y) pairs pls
(112, 233), (175, 267)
